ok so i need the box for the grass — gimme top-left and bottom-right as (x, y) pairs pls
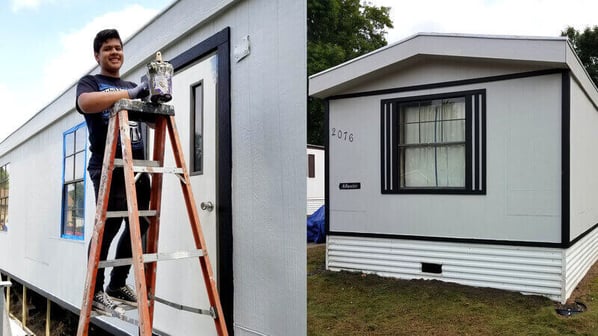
(307, 244), (598, 336)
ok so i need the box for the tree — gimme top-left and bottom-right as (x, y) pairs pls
(307, 0), (393, 145)
(562, 26), (598, 86)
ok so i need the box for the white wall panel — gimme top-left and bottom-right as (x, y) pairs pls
(0, 0), (307, 335)
(569, 78), (598, 240)
(329, 73), (561, 243)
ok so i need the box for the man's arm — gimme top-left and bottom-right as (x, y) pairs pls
(77, 90), (130, 114)
(77, 81), (148, 114)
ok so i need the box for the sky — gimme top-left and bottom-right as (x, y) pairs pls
(0, 0), (172, 142)
(2, 0), (598, 142)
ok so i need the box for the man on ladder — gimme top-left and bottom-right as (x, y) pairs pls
(75, 28), (151, 315)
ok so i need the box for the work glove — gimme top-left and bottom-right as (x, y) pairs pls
(127, 81), (149, 99)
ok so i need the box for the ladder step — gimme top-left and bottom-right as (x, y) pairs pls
(114, 159), (184, 175)
(106, 210), (158, 218)
(98, 249), (205, 268)
(92, 306), (140, 326)
(151, 295), (217, 318)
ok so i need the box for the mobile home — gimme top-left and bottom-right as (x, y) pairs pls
(0, 0), (306, 334)
(309, 33), (598, 303)
(307, 144), (325, 215)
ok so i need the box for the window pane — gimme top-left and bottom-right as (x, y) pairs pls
(438, 120), (465, 142)
(401, 145), (466, 188)
(402, 123), (420, 144)
(65, 132), (75, 156)
(436, 145), (465, 187)
(402, 147), (436, 187)
(418, 103), (435, 122)
(74, 152), (85, 180)
(63, 207), (73, 235)
(63, 182), (85, 237)
(63, 184), (75, 235)
(193, 84), (204, 173)
(76, 128), (87, 152)
(308, 154), (315, 178)
(64, 156), (74, 181)
(74, 182), (85, 236)
(439, 98), (465, 120)
(384, 91), (484, 193)
(403, 104), (421, 123)
(419, 121), (436, 143)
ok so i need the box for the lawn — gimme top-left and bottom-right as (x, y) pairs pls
(307, 244), (598, 336)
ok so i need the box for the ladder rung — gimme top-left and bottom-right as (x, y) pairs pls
(114, 158), (160, 167)
(106, 210), (158, 218)
(98, 249), (205, 268)
(114, 158), (184, 175)
(151, 295), (217, 318)
(92, 306), (140, 326)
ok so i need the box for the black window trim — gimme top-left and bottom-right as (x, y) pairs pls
(381, 89), (486, 195)
(191, 79), (205, 175)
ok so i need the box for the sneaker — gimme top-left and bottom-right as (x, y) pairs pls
(92, 291), (123, 315)
(106, 285), (138, 306)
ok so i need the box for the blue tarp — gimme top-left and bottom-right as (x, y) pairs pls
(307, 205), (325, 243)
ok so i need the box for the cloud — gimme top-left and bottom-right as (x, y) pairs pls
(0, 4), (160, 141)
(376, 0), (598, 43)
(38, 4), (160, 113)
(10, 0), (53, 12)
(0, 83), (37, 142)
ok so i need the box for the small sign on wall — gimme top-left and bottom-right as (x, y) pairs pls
(339, 182), (361, 190)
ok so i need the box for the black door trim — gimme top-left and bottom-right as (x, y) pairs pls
(170, 27), (233, 333)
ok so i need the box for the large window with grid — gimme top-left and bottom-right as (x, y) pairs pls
(0, 163), (8, 232)
(381, 90), (485, 194)
(61, 123), (87, 239)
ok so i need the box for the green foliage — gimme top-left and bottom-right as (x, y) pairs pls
(562, 26), (598, 86)
(307, 0), (393, 145)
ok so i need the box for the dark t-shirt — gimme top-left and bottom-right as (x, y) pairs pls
(76, 74), (145, 170)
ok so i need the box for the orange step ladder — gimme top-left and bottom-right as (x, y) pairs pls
(76, 99), (228, 336)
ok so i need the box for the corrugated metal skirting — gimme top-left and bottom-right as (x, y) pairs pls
(327, 236), (565, 302)
(565, 227), (598, 301)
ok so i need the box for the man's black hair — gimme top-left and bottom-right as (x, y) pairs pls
(93, 29), (122, 53)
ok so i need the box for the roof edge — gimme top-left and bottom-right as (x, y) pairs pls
(309, 32), (568, 81)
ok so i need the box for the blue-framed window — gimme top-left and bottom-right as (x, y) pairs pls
(61, 123), (87, 239)
(0, 163), (9, 232)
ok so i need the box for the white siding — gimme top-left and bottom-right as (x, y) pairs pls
(565, 228), (598, 301)
(329, 70), (562, 243)
(328, 236), (564, 301)
(0, 0), (306, 335)
(0, 111), (88, 307)
(229, 1), (306, 335)
(569, 78), (598, 240)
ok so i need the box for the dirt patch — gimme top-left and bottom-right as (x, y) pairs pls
(6, 281), (110, 335)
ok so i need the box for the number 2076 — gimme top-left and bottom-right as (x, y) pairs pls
(331, 128), (354, 142)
